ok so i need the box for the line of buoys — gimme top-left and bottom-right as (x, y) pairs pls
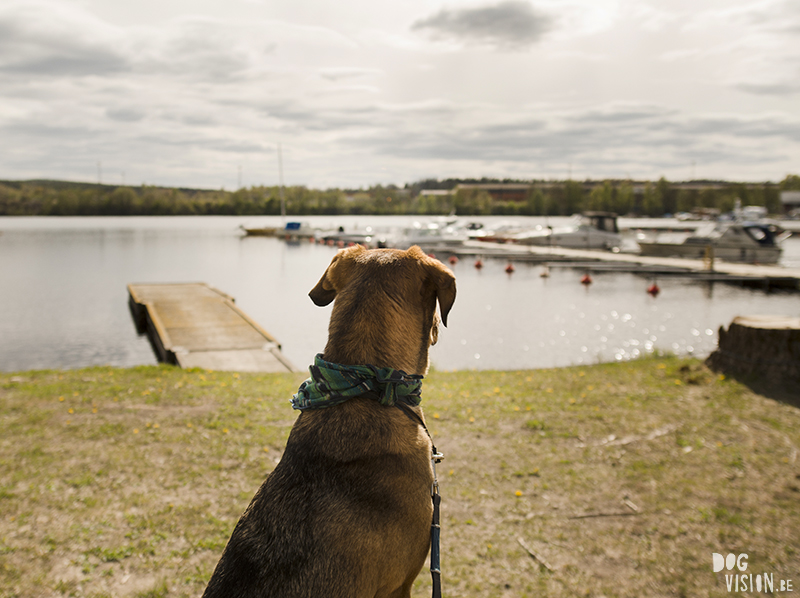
(505, 262), (515, 274)
(581, 273), (593, 286)
(474, 258), (483, 270)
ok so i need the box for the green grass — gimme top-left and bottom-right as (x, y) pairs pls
(1, 358), (798, 597)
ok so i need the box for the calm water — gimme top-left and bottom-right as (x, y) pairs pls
(1, 215), (798, 373)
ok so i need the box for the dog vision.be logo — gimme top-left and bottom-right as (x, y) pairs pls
(712, 553), (794, 593)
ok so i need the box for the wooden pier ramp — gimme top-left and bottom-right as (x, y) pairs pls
(128, 283), (295, 373)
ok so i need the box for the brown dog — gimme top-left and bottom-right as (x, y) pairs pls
(202, 245), (456, 598)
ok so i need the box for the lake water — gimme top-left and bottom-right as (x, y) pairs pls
(1, 215), (798, 373)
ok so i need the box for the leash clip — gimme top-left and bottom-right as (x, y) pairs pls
(431, 451), (444, 496)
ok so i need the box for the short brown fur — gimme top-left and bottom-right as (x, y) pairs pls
(203, 245), (456, 598)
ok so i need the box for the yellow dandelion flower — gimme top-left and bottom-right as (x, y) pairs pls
(515, 490), (522, 497)
(65, 420), (71, 425)
(546, 388), (553, 393)
(92, 408), (98, 413)
(186, 423), (193, 428)
(579, 371), (585, 377)
(493, 387), (500, 393)
(448, 469), (454, 475)
(58, 396), (64, 402)
(587, 385), (594, 391)
(223, 428), (229, 434)
(433, 413), (440, 419)
(514, 406), (520, 411)
(146, 422), (152, 428)
(153, 423), (160, 429)
(68, 408), (74, 414)
(718, 374), (725, 381)
(569, 398), (576, 404)
(469, 416), (475, 423)
(73, 391), (79, 397)
(674, 379), (682, 385)
(657, 363), (666, 369)
(263, 447), (270, 452)
(525, 376), (532, 382)
(133, 428), (139, 434)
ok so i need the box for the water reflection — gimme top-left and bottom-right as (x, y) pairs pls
(0, 216), (798, 372)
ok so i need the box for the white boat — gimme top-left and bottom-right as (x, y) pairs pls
(317, 225), (391, 248)
(395, 219), (468, 249)
(637, 221), (789, 264)
(511, 212), (622, 250)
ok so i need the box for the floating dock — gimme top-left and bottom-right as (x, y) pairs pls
(452, 241), (800, 290)
(128, 283), (295, 373)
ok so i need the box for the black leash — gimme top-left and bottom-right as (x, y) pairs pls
(395, 400), (444, 598)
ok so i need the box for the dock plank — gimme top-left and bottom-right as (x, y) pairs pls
(128, 282), (295, 373)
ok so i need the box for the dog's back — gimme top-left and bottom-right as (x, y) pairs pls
(203, 246), (455, 598)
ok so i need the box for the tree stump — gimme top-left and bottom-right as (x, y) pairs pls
(706, 315), (800, 388)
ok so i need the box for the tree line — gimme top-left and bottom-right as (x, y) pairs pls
(1, 176), (798, 217)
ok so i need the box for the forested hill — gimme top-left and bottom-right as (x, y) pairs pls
(1, 176), (798, 217)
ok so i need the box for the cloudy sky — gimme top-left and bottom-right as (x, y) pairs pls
(1, 0), (798, 189)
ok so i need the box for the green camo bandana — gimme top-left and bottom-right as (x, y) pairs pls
(291, 354), (423, 410)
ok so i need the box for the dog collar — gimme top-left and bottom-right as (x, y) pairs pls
(291, 354), (423, 411)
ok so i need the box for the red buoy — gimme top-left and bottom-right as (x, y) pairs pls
(474, 258), (483, 269)
(448, 255), (459, 266)
(647, 283), (660, 297)
(581, 273), (592, 285)
(505, 262), (515, 274)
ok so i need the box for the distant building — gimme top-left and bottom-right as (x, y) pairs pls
(780, 190), (800, 214)
(454, 183), (531, 202)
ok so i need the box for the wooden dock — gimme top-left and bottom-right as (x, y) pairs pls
(128, 283), (295, 373)
(453, 241), (800, 290)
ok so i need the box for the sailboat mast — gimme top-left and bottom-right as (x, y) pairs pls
(278, 143), (286, 219)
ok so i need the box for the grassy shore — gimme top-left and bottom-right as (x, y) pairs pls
(1, 357), (798, 598)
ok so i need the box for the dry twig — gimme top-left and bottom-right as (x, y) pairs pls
(517, 537), (555, 572)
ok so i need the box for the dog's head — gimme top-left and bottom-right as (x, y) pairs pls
(309, 245), (456, 375)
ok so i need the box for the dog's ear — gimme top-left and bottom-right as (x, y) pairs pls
(425, 257), (457, 327)
(308, 246), (361, 306)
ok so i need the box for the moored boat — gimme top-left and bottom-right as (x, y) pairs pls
(509, 212), (622, 250)
(637, 221), (789, 264)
